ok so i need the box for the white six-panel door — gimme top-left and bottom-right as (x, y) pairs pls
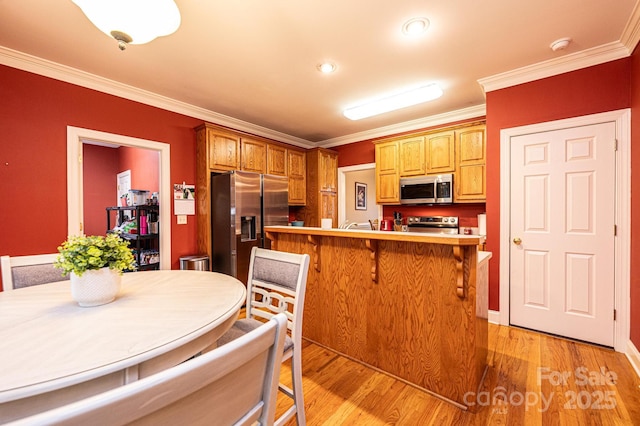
(510, 122), (616, 347)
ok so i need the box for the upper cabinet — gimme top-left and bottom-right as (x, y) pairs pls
(455, 125), (486, 202)
(398, 136), (426, 176)
(425, 130), (455, 174)
(287, 149), (306, 206)
(241, 138), (267, 173)
(398, 131), (455, 178)
(200, 126), (240, 172)
(196, 122), (308, 208)
(374, 140), (400, 204)
(267, 144), (287, 176)
(374, 122), (486, 204)
(319, 149), (338, 192)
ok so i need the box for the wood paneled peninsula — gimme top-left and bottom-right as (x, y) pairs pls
(264, 226), (490, 410)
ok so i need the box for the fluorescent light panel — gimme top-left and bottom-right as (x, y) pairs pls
(343, 83), (443, 120)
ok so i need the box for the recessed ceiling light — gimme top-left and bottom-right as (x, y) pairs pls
(343, 83), (443, 121)
(317, 62), (337, 74)
(402, 17), (430, 36)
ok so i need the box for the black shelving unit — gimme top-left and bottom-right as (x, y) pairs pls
(106, 205), (159, 271)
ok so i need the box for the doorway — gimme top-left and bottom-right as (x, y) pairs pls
(499, 110), (630, 352)
(509, 122), (616, 346)
(338, 163), (382, 228)
(66, 126), (171, 269)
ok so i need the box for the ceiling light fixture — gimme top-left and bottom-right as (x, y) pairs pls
(550, 37), (572, 52)
(343, 83), (443, 121)
(317, 62), (337, 74)
(72, 0), (181, 51)
(402, 17), (430, 36)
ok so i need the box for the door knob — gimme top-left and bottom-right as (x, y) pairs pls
(513, 237), (522, 245)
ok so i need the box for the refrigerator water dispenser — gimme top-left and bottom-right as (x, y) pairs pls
(241, 216), (256, 242)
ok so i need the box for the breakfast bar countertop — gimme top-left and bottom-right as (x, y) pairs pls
(265, 225), (482, 246)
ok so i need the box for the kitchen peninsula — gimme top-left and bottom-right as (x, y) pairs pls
(264, 226), (490, 410)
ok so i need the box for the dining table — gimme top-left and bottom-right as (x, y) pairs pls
(0, 269), (246, 423)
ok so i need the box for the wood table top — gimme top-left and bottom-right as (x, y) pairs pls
(0, 270), (245, 403)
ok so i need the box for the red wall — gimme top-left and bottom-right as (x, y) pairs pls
(486, 58), (632, 324)
(334, 140), (375, 167)
(83, 144), (119, 236)
(0, 64), (203, 290)
(119, 146), (159, 193)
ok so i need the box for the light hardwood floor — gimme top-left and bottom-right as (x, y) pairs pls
(274, 324), (640, 425)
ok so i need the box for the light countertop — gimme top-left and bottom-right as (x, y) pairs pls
(265, 225), (482, 246)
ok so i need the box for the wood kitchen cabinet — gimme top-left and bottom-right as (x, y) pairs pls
(455, 124), (486, 202)
(374, 140), (400, 204)
(398, 136), (426, 176)
(287, 149), (306, 205)
(398, 131), (455, 177)
(241, 138), (267, 173)
(425, 130), (455, 174)
(299, 148), (338, 227)
(374, 121), (485, 204)
(197, 124), (240, 172)
(267, 144), (287, 176)
(319, 149), (338, 192)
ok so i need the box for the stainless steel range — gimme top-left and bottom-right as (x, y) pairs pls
(406, 216), (459, 234)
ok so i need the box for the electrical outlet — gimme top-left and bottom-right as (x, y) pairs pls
(177, 215), (187, 225)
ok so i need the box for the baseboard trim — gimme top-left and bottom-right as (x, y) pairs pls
(488, 310), (501, 325)
(626, 340), (640, 379)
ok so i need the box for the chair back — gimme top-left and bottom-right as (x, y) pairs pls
(7, 313), (289, 426)
(1, 254), (68, 291)
(246, 247), (310, 342)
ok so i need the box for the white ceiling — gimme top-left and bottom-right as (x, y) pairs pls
(1, 1), (638, 147)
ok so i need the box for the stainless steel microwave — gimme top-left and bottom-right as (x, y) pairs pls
(399, 174), (453, 204)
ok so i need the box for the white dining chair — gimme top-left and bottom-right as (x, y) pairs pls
(1, 254), (67, 291)
(217, 247), (311, 426)
(6, 313), (289, 426)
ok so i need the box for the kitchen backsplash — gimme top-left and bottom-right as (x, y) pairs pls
(382, 203), (486, 228)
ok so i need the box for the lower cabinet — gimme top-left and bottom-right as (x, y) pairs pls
(320, 191), (337, 228)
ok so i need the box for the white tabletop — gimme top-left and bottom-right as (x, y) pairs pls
(0, 270), (245, 412)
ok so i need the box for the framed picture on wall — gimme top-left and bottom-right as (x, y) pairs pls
(355, 182), (367, 210)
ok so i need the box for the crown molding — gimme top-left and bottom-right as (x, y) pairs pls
(319, 104), (487, 148)
(0, 46), (313, 148)
(478, 41), (631, 93)
(0, 45), (486, 149)
(621, 0), (640, 53)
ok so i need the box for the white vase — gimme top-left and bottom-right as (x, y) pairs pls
(70, 267), (121, 307)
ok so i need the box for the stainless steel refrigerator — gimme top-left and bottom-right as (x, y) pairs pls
(210, 171), (289, 285)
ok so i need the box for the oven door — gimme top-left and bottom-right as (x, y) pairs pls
(400, 177), (435, 204)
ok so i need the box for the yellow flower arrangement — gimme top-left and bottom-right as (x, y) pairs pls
(54, 233), (136, 277)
